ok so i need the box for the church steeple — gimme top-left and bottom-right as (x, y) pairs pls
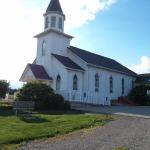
(46, 0), (63, 14)
(44, 0), (65, 32)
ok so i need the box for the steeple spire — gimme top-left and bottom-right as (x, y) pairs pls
(44, 0), (65, 32)
(46, 0), (63, 14)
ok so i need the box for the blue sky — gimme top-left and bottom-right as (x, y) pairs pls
(0, 0), (150, 88)
(70, 0), (150, 67)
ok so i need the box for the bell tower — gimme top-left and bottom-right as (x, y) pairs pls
(43, 0), (65, 33)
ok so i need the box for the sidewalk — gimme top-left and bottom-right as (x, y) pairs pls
(71, 103), (150, 119)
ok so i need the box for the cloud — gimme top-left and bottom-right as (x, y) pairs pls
(60, 0), (117, 30)
(130, 56), (150, 74)
(0, 0), (117, 88)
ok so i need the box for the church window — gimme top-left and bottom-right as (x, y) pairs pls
(95, 73), (99, 92)
(42, 40), (46, 56)
(109, 76), (113, 93)
(45, 17), (49, 29)
(51, 16), (56, 27)
(73, 75), (78, 90)
(132, 80), (134, 89)
(122, 78), (125, 95)
(58, 17), (63, 29)
(56, 75), (61, 90)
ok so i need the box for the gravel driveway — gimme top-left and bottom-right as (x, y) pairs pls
(19, 116), (150, 150)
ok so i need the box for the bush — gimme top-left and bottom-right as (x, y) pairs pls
(49, 94), (70, 110)
(16, 82), (70, 110)
(36, 94), (70, 110)
(0, 102), (13, 110)
(129, 85), (150, 106)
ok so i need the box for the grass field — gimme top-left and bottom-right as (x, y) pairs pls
(0, 106), (112, 150)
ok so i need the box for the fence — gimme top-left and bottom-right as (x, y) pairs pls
(55, 90), (111, 106)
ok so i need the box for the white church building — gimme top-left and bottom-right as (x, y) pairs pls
(20, 0), (138, 105)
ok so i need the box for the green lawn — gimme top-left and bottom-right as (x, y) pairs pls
(0, 108), (112, 149)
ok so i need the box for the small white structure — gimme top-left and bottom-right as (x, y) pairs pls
(20, 0), (138, 106)
(147, 90), (150, 96)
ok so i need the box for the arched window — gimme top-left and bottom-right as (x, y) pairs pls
(73, 75), (78, 90)
(110, 76), (113, 93)
(132, 80), (134, 89)
(42, 40), (46, 56)
(95, 73), (99, 92)
(56, 75), (61, 90)
(122, 78), (125, 95)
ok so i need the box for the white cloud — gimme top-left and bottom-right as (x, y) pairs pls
(60, 0), (117, 30)
(130, 56), (150, 74)
(0, 0), (117, 88)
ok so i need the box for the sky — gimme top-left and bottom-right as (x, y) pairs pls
(0, 0), (150, 88)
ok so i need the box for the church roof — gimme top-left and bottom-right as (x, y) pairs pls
(34, 29), (73, 39)
(46, 0), (63, 13)
(29, 64), (52, 80)
(136, 73), (150, 84)
(52, 54), (84, 71)
(68, 46), (137, 77)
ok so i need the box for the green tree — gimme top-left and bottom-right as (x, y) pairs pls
(129, 85), (150, 105)
(0, 80), (9, 98)
(16, 82), (70, 110)
(16, 82), (53, 102)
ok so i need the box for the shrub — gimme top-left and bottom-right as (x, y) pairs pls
(129, 85), (150, 105)
(36, 94), (70, 110)
(49, 94), (70, 110)
(16, 82), (70, 110)
(0, 101), (13, 110)
(49, 94), (64, 110)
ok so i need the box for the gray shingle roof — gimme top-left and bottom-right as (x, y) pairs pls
(136, 73), (150, 84)
(46, 0), (63, 13)
(29, 64), (52, 80)
(52, 54), (84, 71)
(68, 46), (137, 76)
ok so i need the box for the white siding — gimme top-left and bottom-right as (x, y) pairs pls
(67, 50), (89, 91)
(51, 57), (68, 90)
(36, 31), (71, 79)
(67, 70), (84, 91)
(88, 66), (136, 100)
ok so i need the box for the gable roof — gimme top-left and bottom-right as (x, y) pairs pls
(46, 0), (63, 13)
(68, 46), (137, 77)
(52, 54), (84, 71)
(28, 64), (52, 80)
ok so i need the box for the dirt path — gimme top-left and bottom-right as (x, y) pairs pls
(19, 116), (150, 150)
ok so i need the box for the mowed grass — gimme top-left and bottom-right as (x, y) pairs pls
(0, 108), (112, 149)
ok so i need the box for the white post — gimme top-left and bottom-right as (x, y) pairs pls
(147, 90), (150, 96)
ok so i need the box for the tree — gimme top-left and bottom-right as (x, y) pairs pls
(0, 80), (9, 98)
(129, 85), (150, 106)
(16, 82), (70, 110)
(16, 82), (53, 102)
